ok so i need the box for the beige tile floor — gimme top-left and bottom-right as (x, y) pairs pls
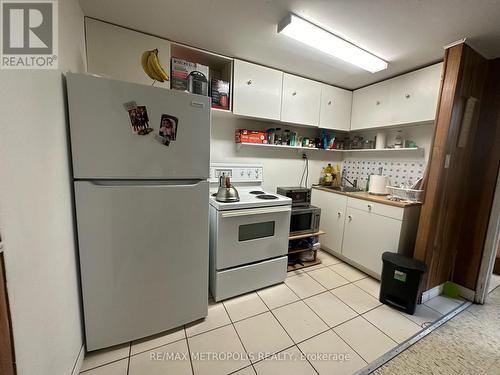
(80, 250), (465, 375)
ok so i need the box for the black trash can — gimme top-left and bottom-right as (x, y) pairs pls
(379, 252), (427, 315)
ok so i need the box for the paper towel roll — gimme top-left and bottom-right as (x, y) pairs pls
(369, 175), (389, 195)
(375, 132), (387, 149)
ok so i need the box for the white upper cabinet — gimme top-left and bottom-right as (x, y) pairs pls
(85, 19), (170, 89)
(232, 60), (283, 120)
(319, 84), (353, 131)
(351, 80), (392, 130)
(389, 63), (442, 126)
(351, 63), (443, 130)
(281, 73), (322, 127)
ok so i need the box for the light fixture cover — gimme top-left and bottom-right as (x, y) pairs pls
(278, 14), (388, 73)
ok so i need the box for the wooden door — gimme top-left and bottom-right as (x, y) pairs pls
(414, 44), (500, 291)
(0, 254), (15, 375)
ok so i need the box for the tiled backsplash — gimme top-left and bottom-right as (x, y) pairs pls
(342, 158), (426, 189)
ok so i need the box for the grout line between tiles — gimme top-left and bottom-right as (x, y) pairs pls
(423, 298), (463, 316)
(184, 326), (196, 375)
(221, 298), (257, 374)
(359, 314), (399, 346)
(185, 321), (233, 339)
(295, 344), (321, 375)
(125, 342), (131, 375)
(79, 354), (130, 373)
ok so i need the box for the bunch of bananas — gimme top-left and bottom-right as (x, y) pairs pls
(141, 49), (169, 82)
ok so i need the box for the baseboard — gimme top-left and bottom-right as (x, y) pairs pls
(71, 345), (85, 375)
(494, 257), (500, 275)
(421, 282), (474, 303)
(421, 283), (443, 303)
(456, 285), (475, 301)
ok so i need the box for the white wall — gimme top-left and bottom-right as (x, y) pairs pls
(0, 0), (86, 374)
(211, 114), (343, 191)
(211, 114), (433, 191)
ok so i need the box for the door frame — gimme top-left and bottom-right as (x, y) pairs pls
(475, 166), (500, 303)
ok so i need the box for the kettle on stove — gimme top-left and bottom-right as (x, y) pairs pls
(216, 174), (240, 202)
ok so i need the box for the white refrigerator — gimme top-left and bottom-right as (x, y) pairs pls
(66, 73), (210, 351)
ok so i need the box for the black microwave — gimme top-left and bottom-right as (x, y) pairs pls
(289, 206), (321, 236)
(277, 187), (311, 207)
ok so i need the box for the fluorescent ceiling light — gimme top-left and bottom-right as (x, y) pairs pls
(278, 14), (388, 73)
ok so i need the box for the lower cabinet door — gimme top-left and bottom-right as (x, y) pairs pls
(342, 207), (402, 277)
(311, 190), (347, 254)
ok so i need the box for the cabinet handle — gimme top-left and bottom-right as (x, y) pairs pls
(328, 100), (332, 105)
(337, 211), (342, 217)
(247, 80), (252, 85)
(376, 100), (381, 105)
(292, 91), (297, 96)
(348, 215), (353, 221)
(405, 94), (411, 99)
(367, 204), (372, 210)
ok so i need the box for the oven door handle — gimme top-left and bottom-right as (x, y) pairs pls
(220, 206), (291, 218)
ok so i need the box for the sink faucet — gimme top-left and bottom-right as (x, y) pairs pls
(341, 169), (357, 188)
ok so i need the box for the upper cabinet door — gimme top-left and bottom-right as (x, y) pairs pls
(232, 60), (283, 120)
(389, 63), (443, 126)
(351, 80), (392, 130)
(281, 74), (322, 127)
(85, 19), (170, 89)
(319, 84), (352, 131)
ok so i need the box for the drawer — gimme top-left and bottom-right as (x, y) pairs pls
(347, 197), (404, 220)
(212, 256), (287, 301)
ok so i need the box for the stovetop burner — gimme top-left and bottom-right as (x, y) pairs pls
(249, 190), (266, 195)
(211, 193), (217, 197)
(256, 194), (278, 200)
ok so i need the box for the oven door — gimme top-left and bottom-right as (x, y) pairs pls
(215, 205), (291, 270)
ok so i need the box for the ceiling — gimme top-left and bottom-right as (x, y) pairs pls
(79, 0), (500, 90)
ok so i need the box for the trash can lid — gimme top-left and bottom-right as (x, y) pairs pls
(382, 252), (427, 272)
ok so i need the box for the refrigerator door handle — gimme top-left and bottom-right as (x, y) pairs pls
(85, 180), (205, 187)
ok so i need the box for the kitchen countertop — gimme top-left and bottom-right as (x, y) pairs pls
(312, 185), (422, 208)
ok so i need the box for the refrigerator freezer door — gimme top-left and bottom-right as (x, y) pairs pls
(67, 73), (210, 179)
(75, 180), (209, 350)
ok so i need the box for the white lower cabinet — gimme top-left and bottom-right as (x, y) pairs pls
(311, 189), (347, 254)
(342, 207), (402, 277)
(312, 190), (420, 279)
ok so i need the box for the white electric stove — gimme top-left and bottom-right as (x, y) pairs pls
(209, 164), (292, 301)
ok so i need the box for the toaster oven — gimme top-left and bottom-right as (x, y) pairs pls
(277, 187), (311, 207)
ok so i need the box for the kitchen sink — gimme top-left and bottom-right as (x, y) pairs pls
(324, 186), (363, 193)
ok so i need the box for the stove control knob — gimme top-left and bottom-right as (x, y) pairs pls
(247, 170), (251, 177)
(240, 170), (244, 176)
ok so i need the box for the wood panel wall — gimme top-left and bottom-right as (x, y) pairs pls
(494, 241), (500, 275)
(452, 58), (500, 288)
(0, 254), (16, 375)
(414, 43), (496, 291)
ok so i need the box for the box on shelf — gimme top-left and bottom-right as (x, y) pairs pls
(235, 129), (267, 144)
(211, 79), (230, 110)
(171, 57), (209, 96)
